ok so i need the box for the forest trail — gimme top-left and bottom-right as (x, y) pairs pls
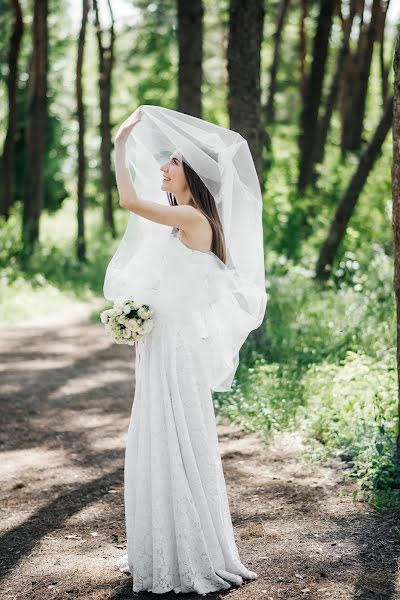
(0, 302), (398, 600)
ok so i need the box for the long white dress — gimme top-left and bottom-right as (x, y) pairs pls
(115, 228), (258, 595)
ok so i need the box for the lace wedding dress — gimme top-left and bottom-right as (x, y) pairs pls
(114, 227), (258, 595)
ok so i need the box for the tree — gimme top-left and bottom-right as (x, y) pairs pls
(227, 0), (265, 182)
(312, 0), (357, 170)
(340, 0), (381, 152)
(379, 0), (392, 104)
(264, 0), (291, 125)
(93, 0), (115, 236)
(22, 0), (48, 249)
(0, 0), (23, 219)
(177, 0), (203, 117)
(316, 93), (394, 280)
(76, 0), (89, 262)
(297, 0), (336, 193)
(227, 0), (265, 349)
(298, 0), (309, 104)
(392, 31), (400, 463)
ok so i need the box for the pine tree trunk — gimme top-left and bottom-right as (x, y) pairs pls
(379, 0), (391, 104)
(298, 0), (308, 105)
(22, 0), (48, 250)
(392, 32), (400, 464)
(340, 0), (380, 152)
(0, 0), (23, 219)
(177, 0), (203, 118)
(227, 0), (265, 182)
(227, 0), (266, 349)
(297, 0), (336, 192)
(316, 93), (394, 280)
(313, 0), (356, 169)
(93, 0), (115, 236)
(76, 0), (89, 263)
(264, 0), (290, 125)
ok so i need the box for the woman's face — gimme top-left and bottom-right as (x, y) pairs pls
(160, 151), (189, 201)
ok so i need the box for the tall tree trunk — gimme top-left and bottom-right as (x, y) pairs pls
(298, 0), (308, 105)
(177, 0), (203, 118)
(76, 0), (89, 263)
(227, 0), (265, 182)
(312, 0), (357, 170)
(316, 93), (394, 280)
(340, 0), (380, 152)
(22, 0), (48, 250)
(392, 31), (400, 463)
(0, 0), (24, 219)
(379, 0), (391, 104)
(93, 0), (115, 236)
(297, 0), (336, 193)
(264, 0), (290, 125)
(227, 0), (266, 349)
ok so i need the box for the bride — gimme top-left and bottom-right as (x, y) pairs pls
(103, 105), (267, 595)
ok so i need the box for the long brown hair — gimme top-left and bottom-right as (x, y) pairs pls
(166, 160), (226, 264)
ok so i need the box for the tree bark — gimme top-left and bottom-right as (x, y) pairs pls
(297, 0), (336, 193)
(313, 0), (357, 169)
(264, 0), (290, 125)
(93, 0), (115, 236)
(340, 0), (381, 152)
(227, 0), (266, 349)
(76, 0), (89, 263)
(392, 32), (400, 463)
(177, 0), (203, 118)
(316, 93), (394, 280)
(22, 0), (48, 250)
(379, 0), (391, 104)
(0, 0), (24, 219)
(298, 0), (308, 105)
(227, 0), (265, 183)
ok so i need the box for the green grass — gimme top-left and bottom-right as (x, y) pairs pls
(214, 260), (399, 509)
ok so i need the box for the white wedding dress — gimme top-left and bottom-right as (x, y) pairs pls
(114, 228), (258, 595)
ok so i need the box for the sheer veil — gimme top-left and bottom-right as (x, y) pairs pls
(103, 104), (268, 391)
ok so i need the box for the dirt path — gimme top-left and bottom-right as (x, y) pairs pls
(0, 303), (399, 600)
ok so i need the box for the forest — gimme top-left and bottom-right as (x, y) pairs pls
(1, 0), (400, 597)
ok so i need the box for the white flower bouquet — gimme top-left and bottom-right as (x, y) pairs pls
(100, 298), (154, 345)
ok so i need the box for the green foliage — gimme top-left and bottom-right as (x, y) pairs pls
(0, 199), (130, 323)
(214, 260), (398, 508)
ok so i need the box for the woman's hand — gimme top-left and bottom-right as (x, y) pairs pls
(115, 107), (144, 144)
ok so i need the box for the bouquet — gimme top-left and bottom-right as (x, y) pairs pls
(100, 298), (154, 345)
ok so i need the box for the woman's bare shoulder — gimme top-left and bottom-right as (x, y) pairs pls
(180, 208), (213, 251)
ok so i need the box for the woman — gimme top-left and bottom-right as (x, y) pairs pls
(104, 105), (267, 595)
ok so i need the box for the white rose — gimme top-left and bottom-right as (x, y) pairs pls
(142, 319), (154, 333)
(131, 319), (139, 331)
(100, 311), (109, 324)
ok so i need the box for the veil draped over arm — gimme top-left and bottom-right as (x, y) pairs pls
(103, 104), (268, 392)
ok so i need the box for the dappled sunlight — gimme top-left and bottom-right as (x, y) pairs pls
(0, 447), (89, 491)
(48, 370), (132, 401)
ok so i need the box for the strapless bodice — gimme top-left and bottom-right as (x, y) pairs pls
(104, 227), (266, 392)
